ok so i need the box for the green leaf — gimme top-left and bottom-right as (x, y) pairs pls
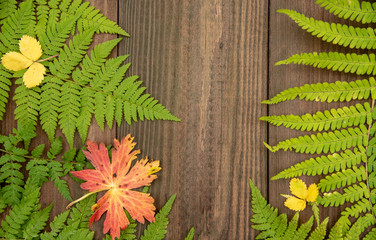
(279, 9), (376, 49)
(31, 144), (46, 158)
(316, 0), (376, 24)
(23, 203), (53, 239)
(307, 218), (329, 240)
(40, 210), (70, 240)
(140, 194), (177, 240)
(184, 228), (195, 240)
(0, 185), (40, 239)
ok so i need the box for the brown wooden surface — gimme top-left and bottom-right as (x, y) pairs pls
(269, 0), (365, 229)
(2, 0), (365, 239)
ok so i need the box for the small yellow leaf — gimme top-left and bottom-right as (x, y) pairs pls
(284, 196), (306, 211)
(19, 35), (42, 61)
(289, 178), (308, 200)
(23, 62), (46, 88)
(306, 183), (319, 202)
(1, 52), (33, 71)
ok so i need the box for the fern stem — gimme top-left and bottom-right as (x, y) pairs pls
(364, 98), (376, 224)
(66, 189), (104, 209)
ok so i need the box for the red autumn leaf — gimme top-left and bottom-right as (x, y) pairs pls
(71, 135), (161, 239)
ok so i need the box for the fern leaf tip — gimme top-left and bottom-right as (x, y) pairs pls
(263, 141), (275, 152)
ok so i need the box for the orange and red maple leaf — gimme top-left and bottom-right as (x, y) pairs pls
(71, 135), (161, 239)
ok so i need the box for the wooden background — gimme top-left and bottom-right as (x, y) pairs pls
(1, 0), (365, 239)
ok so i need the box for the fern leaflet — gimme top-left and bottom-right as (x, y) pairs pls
(0, 184), (40, 239)
(140, 194), (177, 240)
(278, 9), (376, 49)
(277, 52), (376, 75)
(318, 166), (367, 192)
(263, 78), (376, 104)
(316, 0), (376, 24)
(261, 103), (372, 131)
(265, 125), (368, 154)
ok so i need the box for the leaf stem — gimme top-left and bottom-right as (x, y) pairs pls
(364, 98), (376, 224)
(66, 189), (105, 209)
(37, 54), (59, 63)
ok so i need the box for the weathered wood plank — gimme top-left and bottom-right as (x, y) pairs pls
(118, 0), (268, 239)
(268, 0), (362, 228)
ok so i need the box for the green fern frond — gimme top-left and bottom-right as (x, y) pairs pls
(272, 148), (366, 180)
(364, 227), (376, 240)
(0, 185), (40, 239)
(341, 198), (371, 217)
(115, 75), (181, 125)
(260, 1), (376, 238)
(318, 182), (369, 207)
(266, 125), (368, 154)
(0, 0), (17, 24)
(40, 76), (62, 142)
(279, 9), (376, 49)
(345, 213), (375, 238)
(66, 192), (96, 229)
(280, 212), (299, 239)
(13, 79), (41, 132)
(48, 161), (72, 201)
(39, 14), (78, 56)
(26, 159), (49, 185)
(0, 0), (36, 121)
(40, 211), (70, 240)
(318, 166), (367, 192)
(60, 0), (129, 36)
(23, 203), (53, 239)
(50, 29), (94, 80)
(0, 194), (5, 216)
(48, 136), (63, 158)
(185, 228), (195, 240)
(49, 29), (93, 146)
(31, 144), (46, 158)
(59, 82), (81, 147)
(140, 193), (177, 240)
(307, 217), (328, 240)
(263, 78), (376, 104)
(250, 179), (314, 239)
(277, 52), (376, 75)
(316, 0), (376, 24)
(0, 0), (35, 53)
(0, 141), (27, 205)
(328, 216), (350, 240)
(0, 1), (178, 146)
(0, 66), (12, 121)
(57, 228), (94, 240)
(261, 103), (371, 131)
(35, 0), (50, 39)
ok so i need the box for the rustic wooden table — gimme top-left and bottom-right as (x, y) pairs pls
(1, 0), (359, 239)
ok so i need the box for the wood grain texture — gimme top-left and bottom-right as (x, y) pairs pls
(3, 0), (373, 238)
(117, 0), (268, 239)
(269, 0), (366, 228)
(1, 0), (269, 239)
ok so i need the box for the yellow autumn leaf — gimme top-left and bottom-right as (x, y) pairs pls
(1, 52), (33, 71)
(1, 35), (47, 88)
(19, 35), (43, 61)
(284, 196), (306, 211)
(23, 62), (46, 88)
(289, 178), (308, 200)
(306, 183), (319, 202)
(282, 178), (319, 211)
